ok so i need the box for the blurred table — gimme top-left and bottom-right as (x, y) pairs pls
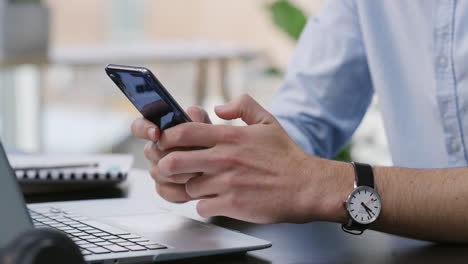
(26, 169), (468, 264)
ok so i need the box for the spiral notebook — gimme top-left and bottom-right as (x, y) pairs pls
(7, 154), (133, 194)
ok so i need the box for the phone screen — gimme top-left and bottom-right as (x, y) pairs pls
(108, 69), (189, 131)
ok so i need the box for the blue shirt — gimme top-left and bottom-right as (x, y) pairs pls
(270, 0), (468, 169)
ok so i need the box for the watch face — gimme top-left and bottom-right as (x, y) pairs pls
(346, 186), (381, 224)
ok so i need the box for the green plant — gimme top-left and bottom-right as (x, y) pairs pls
(267, 0), (307, 41)
(267, 0), (352, 161)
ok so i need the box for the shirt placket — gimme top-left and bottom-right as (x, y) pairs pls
(434, 0), (467, 166)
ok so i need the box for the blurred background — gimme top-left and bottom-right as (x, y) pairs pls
(0, 0), (391, 169)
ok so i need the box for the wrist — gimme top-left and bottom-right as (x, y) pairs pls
(297, 158), (354, 224)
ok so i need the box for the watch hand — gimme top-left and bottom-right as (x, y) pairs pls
(361, 202), (375, 216)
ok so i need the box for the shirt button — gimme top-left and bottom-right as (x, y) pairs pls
(439, 56), (448, 67)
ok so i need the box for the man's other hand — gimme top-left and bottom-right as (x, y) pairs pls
(131, 105), (212, 203)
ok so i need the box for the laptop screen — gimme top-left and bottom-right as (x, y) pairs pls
(0, 142), (32, 248)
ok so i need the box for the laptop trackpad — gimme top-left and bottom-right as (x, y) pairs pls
(103, 213), (208, 234)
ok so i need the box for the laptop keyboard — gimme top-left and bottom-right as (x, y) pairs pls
(29, 207), (167, 256)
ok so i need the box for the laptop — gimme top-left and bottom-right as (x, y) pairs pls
(0, 141), (271, 263)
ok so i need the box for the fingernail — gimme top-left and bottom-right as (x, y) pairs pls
(215, 105), (226, 111)
(148, 127), (156, 141)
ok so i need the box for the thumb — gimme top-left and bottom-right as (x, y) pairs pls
(214, 94), (274, 125)
(186, 106), (212, 124)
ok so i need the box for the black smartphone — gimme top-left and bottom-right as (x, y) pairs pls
(105, 64), (192, 131)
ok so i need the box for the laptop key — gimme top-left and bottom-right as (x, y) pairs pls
(145, 244), (167, 250)
(80, 220), (130, 235)
(128, 238), (149, 242)
(125, 245), (147, 251)
(137, 241), (158, 246)
(118, 234), (140, 239)
(92, 232), (110, 237)
(103, 245), (129, 253)
(80, 249), (92, 255)
(80, 235), (97, 240)
(69, 223), (87, 228)
(79, 243), (98, 249)
(109, 238), (127, 244)
(88, 247), (111, 254)
(120, 242), (137, 247)
(88, 238), (104, 243)
(68, 231), (87, 236)
(59, 227), (74, 231)
(101, 235), (118, 240)
(95, 241), (114, 246)
(85, 229), (105, 234)
(49, 223), (67, 229)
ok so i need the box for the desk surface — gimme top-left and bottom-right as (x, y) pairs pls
(26, 169), (468, 264)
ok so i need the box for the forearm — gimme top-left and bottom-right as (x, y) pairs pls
(322, 162), (468, 243)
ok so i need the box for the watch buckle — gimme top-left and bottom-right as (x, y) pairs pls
(341, 225), (364, 235)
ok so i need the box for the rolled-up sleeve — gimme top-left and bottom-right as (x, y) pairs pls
(269, 0), (373, 159)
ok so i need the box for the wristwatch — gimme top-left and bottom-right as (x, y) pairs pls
(342, 162), (382, 235)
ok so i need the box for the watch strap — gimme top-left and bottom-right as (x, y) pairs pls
(351, 162), (374, 188)
(342, 219), (368, 235)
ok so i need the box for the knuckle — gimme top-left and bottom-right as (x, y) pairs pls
(223, 173), (240, 187)
(216, 152), (241, 168)
(176, 125), (191, 141)
(163, 153), (180, 174)
(221, 126), (243, 144)
(238, 93), (252, 104)
(226, 194), (243, 210)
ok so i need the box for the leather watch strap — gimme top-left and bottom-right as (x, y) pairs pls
(342, 221), (368, 235)
(352, 162), (374, 188)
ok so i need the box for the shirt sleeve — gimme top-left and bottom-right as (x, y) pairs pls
(269, 0), (373, 159)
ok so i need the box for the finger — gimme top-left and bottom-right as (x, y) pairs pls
(196, 196), (229, 218)
(131, 117), (160, 141)
(156, 182), (193, 203)
(150, 159), (201, 184)
(187, 106), (212, 124)
(168, 173), (201, 184)
(143, 141), (166, 163)
(214, 94), (275, 125)
(158, 148), (221, 177)
(185, 174), (223, 199)
(158, 123), (223, 151)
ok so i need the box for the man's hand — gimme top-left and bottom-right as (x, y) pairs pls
(132, 94), (353, 224)
(131, 105), (212, 203)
